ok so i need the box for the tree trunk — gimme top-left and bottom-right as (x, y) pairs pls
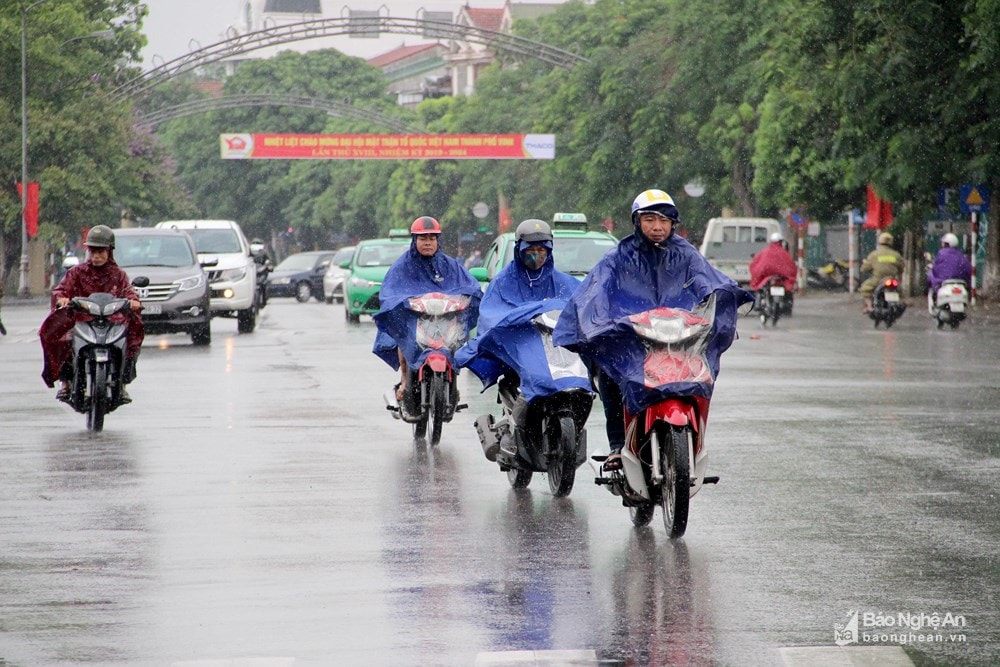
(980, 176), (1000, 298)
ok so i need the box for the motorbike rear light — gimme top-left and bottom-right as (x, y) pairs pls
(885, 279), (899, 288)
(952, 287), (963, 294)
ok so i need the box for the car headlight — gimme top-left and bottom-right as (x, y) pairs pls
(175, 274), (206, 291)
(350, 276), (376, 288)
(218, 267), (247, 282)
(271, 277), (291, 285)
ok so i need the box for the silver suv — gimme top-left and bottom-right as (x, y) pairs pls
(155, 220), (260, 333)
(114, 228), (214, 345)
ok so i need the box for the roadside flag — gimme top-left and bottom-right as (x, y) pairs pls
(864, 184), (893, 229)
(16, 181), (40, 238)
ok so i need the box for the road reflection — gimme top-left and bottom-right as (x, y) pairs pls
(599, 531), (715, 666)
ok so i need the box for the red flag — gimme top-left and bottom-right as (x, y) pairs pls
(864, 184), (893, 229)
(16, 181), (40, 238)
(498, 191), (512, 234)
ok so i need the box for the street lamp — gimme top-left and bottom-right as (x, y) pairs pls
(18, 0), (113, 297)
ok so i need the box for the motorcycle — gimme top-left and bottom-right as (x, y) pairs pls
(928, 279), (969, 330)
(466, 306), (594, 497)
(807, 259), (849, 291)
(756, 275), (787, 327)
(590, 294), (729, 538)
(63, 285), (145, 432)
(383, 292), (472, 445)
(869, 277), (906, 328)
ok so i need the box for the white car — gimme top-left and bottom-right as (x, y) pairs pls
(322, 245), (355, 304)
(154, 219), (260, 333)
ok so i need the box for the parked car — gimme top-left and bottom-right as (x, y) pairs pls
(154, 219), (260, 333)
(473, 212), (618, 287)
(322, 245), (356, 304)
(343, 232), (411, 323)
(265, 250), (339, 302)
(114, 227), (214, 345)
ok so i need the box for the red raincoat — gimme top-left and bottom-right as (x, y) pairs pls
(749, 242), (797, 291)
(40, 256), (144, 387)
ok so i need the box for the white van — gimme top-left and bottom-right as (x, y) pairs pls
(698, 217), (783, 285)
(155, 219), (259, 333)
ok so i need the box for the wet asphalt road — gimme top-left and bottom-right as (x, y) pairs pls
(0, 292), (997, 666)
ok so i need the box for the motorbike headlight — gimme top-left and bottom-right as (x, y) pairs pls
(350, 276), (375, 288)
(218, 267), (247, 282)
(175, 274), (206, 291)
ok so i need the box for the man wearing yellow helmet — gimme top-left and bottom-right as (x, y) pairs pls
(860, 232), (904, 313)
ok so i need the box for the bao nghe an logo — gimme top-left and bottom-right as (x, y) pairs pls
(835, 611), (859, 646)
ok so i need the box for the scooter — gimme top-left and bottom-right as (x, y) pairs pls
(470, 308), (594, 497)
(591, 295), (726, 539)
(384, 292), (472, 446)
(807, 259), (849, 291)
(869, 277), (906, 328)
(928, 279), (969, 330)
(64, 289), (143, 432)
(756, 275), (786, 327)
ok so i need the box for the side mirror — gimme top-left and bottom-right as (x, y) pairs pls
(470, 267), (489, 282)
(131, 276), (150, 288)
(200, 255), (219, 268)
(339, 260), (351, 269)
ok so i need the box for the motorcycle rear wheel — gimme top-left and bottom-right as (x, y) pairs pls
(87, 362), (107, 433)
(630, 503), (655, 527)
(546, 416), (577, 497)
(658, 425), (691, 538)
(506, 466), (533, 489)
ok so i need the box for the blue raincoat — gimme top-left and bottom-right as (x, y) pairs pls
(456, 242), (586, 400)
(372, 238), (482, 370)
(552, 230), (753, 414)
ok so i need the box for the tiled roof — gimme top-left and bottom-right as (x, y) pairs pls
(465, 7), (504, 32)
(367, 43), (443, 68)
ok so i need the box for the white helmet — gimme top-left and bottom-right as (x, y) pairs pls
(941, 233), (959, 248)
(769, 232), (784, 243)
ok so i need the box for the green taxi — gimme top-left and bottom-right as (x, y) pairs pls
(343, 230), (411, 323)
(472, 213), (618, 286)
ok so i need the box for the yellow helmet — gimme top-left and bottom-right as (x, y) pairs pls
(878, 232), (894, 245)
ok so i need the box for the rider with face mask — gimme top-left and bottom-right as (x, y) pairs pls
(459, 219), (582, 459)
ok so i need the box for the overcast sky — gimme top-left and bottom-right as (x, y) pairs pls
(139, 0), (523, 68)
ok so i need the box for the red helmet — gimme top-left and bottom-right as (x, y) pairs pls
(410, 216), (442, 235)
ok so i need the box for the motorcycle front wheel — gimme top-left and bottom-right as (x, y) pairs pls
(546, 416), (577, 497)
(87, 361), (108, 432)
(428, 374), (446, 446)
(657, 424), (691, 538)
(506, 466), (533, 489)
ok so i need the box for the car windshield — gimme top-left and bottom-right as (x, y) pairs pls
(115, 235), (196, 268)
(274, 254), (321, 271)
(183, 228), (242, 254)
(503, 236), (616, 276)
(356, 242), (408, 267)
(332, 247), (354, 265)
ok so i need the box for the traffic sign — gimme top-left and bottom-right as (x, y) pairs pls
(959, 184), (990, 214)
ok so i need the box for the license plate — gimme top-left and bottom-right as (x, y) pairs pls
(951, 303), (965, 313)
(884, 292), (900, 302)
(142, 303), (162, 315)
(770, 286), (786, 296)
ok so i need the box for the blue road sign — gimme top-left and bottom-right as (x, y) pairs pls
(959, 184), (990, 214)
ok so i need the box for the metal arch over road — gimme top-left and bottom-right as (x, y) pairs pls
(138, 94), (422, 134)
(112, 17), (590, 102)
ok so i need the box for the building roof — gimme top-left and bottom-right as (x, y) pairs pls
(263, 0), (321, 12)
(367, 42), (444, 68)
(464, 7), (505, 32)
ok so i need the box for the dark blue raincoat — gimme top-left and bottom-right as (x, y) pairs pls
(456, 243), (586, 400)
(552, 230), (753, 414)
(372, 239), (482, 370)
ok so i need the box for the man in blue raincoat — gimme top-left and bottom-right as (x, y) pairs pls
(553, 189), (752, 471)
(372, 216), (482, 416)
(457, 218), (584, 460)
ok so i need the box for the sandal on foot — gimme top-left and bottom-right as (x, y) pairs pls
(603, 452), (623, 472)
(56, 386), (71, 402)
(394, 382), (405, 402)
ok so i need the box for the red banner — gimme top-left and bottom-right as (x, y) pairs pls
(16, 181), (39, 238)
(220, 133), (555, 160)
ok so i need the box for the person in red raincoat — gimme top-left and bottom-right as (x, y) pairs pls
(749, 232), (797, 291)
(40, 225), (144, 401)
